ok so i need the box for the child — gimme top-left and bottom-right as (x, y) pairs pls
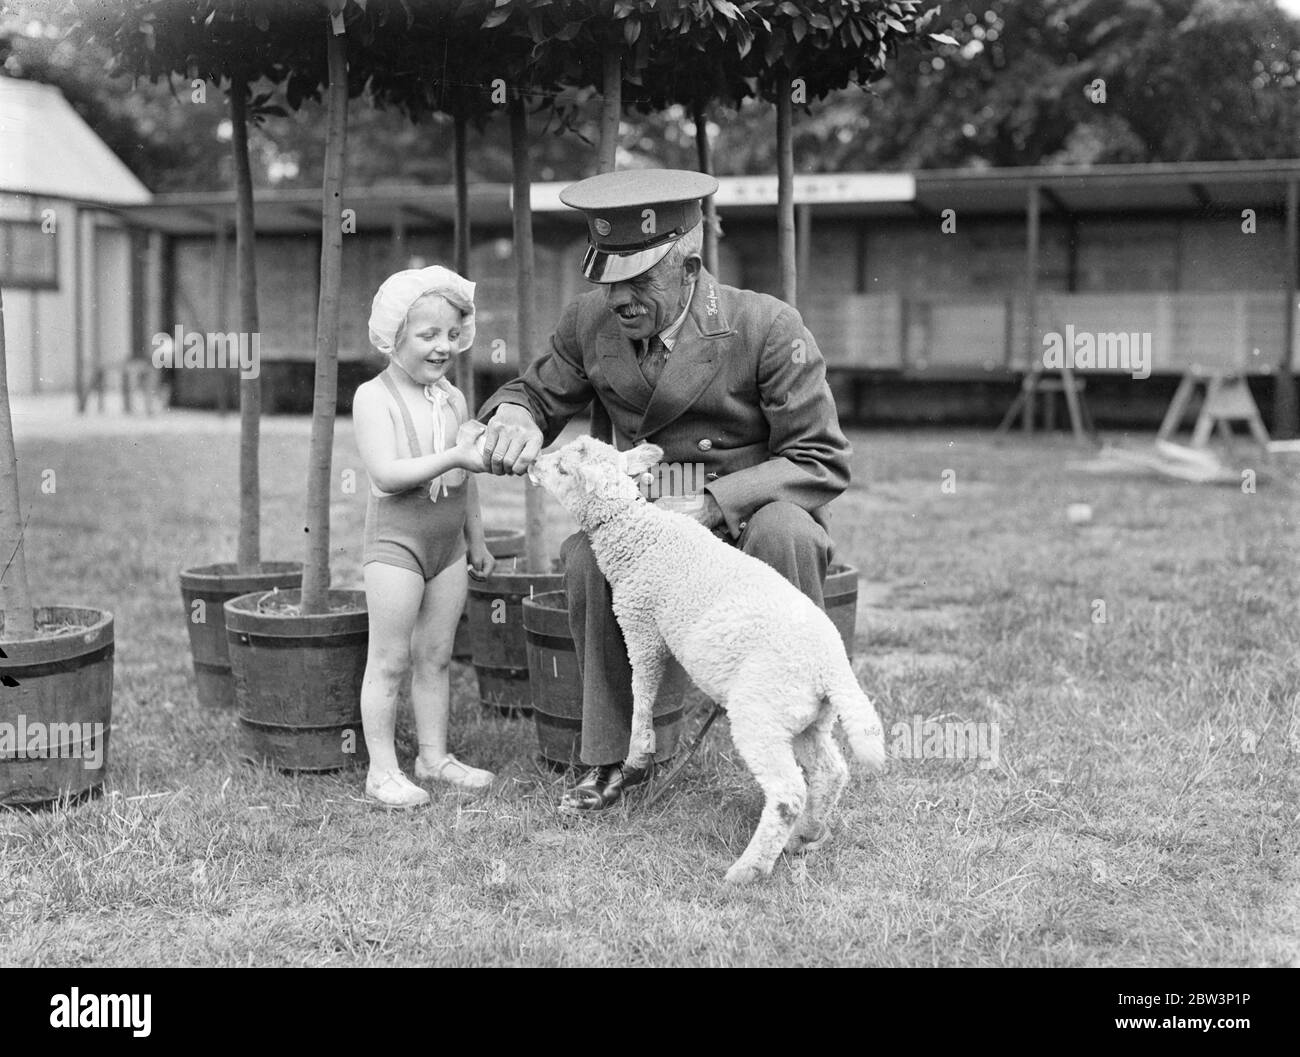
(353, 265), (495, 808)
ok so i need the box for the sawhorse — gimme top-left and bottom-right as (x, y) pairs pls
(1157, 369), (1270, 451)
(996, 366), (1096, 443)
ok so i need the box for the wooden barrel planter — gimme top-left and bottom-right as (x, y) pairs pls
(225, 589), (368, 773)
(468, 567), (564, 716)
(1, 606), (114, 807)
(825, 563), (860, 660)
(179, 561), (303, 709)
(452, 528), (525, 661)
(522, 591), (684, 771)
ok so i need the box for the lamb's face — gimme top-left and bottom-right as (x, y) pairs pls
(527, 436), (662, 517)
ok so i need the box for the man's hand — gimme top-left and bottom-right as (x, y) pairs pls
(481, 404), (543, 476)
(689, 492), (726, 531)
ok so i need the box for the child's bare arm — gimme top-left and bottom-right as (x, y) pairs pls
(353, 383), (469, 493)
(463, 474), (486, 548)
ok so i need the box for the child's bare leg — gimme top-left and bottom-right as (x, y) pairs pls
(361, 562), (426, 777)
(411, 557), (492, 789)
(410, 557), (467, 765)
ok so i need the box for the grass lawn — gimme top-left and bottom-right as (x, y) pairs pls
(1, 405), (1298, 967)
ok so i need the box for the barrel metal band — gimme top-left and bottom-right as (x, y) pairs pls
(536, 707), (682, 733)
(524, 631), (575, 651)
(473, 664), (529, 679)
(227, 631), (364, 649)
(238, 717), (363, 733)
(0, 642), (114, 680)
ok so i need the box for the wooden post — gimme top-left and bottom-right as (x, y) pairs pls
(390, 209), (408, 272)
(796, 203), (811, 298)
(586, 44), (622, 448)
(299, 12), (349, 615)
(598, 43), (621, 174)
(776, 72), (796, 308)
(452, 111), (475, 414)
(29, 276), (39, 396)
(0, 284), (35, 635)
(693, 97), (719, 276)
(84, 220), (103, 408)
(1276, 178), (1298, 439)
(510, 94), (546, 574)
(213, 218), (230, 415)
(1022, 183), (1040, 431)
(73, 210), (86, 413)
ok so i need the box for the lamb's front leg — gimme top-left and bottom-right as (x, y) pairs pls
(623, 634), (668, 773)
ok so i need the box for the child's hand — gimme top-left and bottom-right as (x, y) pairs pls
(467, 542), (495, 581)
(455, 420), (489, 473)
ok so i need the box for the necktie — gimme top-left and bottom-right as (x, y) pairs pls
(638, 335), (670, 389)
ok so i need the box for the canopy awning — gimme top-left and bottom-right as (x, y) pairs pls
(109, 158), (1300, 234)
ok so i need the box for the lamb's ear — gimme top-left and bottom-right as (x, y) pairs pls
(622, 443), (663, 476)
(578, 463), (603, 494)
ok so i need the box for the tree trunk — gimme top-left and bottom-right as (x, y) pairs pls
(0, 286), (35, 638)
(230, 67), (261, 572)
(776, 71), (796, 308)
(510, 95), (546, 573)
(452, 110), (475, 415)
(693, 97), (719, 276)
(598, 43), (621, 173)
(1276, 178), (1299, 438)
(299, 15), (349, 614)
(586, 42), (622, 446)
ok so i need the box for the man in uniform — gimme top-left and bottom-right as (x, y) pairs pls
(477, 168), (851, 811)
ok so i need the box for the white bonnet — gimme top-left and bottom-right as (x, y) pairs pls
(368, 265), (476, 356)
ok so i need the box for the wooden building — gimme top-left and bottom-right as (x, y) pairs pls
(21, 155), (1300, 426)
(0, 78), (152, 398)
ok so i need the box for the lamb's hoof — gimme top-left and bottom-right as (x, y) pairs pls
(723, 862), (767, 886)
(784, 822), (831, 856)
(622, 754), (652, 776)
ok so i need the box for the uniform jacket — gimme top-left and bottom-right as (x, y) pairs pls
(476, 269), (851, 539)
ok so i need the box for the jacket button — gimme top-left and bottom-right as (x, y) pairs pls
(738, 521), (748, 531)
(697, 438), (713, 451)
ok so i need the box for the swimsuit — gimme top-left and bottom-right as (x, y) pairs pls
(362, 372), (468, 580)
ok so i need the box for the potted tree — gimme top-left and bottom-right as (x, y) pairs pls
(522, 0), (755, 764)
(0, 288), (115, 806)
(357, 3), (527, 660)
(518, 1), (946, 762)
(224, 0), (367, 771)
(71, 1), (304, 709)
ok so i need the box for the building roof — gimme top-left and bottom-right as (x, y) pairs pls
(0, 77), (152, 206)
(111, 158), (1300, 235)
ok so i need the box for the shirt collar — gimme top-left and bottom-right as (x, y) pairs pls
(656, 281), (696, 351)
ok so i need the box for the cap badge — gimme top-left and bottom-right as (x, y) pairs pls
(594, 218), (612, 237)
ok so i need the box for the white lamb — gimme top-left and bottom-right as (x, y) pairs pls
(528, 435), (886, 885)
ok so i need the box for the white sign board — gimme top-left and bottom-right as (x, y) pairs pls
(520, 172), (916, 213)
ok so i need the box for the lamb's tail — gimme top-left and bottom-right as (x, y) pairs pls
(825, 665), (887, 774)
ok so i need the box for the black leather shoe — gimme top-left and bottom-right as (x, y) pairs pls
(559, 761), (653, 812)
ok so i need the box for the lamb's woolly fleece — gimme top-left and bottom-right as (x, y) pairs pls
(529, 435), (885, 885)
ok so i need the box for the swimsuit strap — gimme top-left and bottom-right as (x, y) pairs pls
(379, 370), (425, 458)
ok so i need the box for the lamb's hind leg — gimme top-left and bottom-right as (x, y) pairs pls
(723, 705), (807, 885)
(785, 710), (849, 856)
